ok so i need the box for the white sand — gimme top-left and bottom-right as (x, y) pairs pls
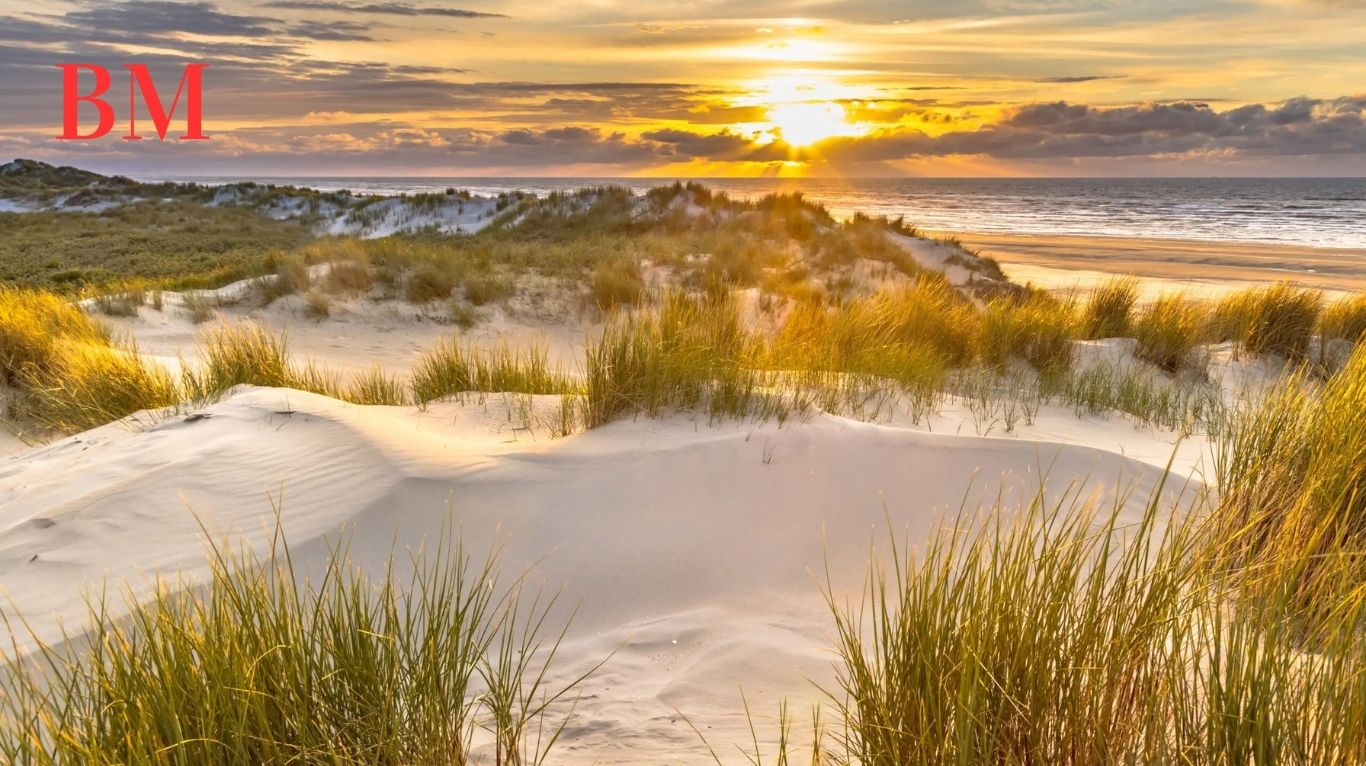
(0, 376), (1206, 762)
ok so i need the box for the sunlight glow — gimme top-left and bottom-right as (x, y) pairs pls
(767, 101), (864, 146)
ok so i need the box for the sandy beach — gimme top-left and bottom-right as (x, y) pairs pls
(955, 231), (1366, 298)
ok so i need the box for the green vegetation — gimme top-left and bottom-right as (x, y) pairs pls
(0, 532), (594, 765)
(824, 468), (1365, 764)
(411, 339), (573, 404)
(0, 201), (312, 292)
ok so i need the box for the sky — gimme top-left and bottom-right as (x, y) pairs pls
(1, 0), (1364, 176)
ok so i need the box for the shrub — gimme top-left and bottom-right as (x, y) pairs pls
(829, 475), (1366, 764)
(260, 254), (310, 304)
(411, 338), (570, 404)
(303, 289), (331, 319)
(463, 272), (515, 307)
(344, 364), (408, 405)
(0, 288), (110, 383)
(1215, 345), (1366, 599)
(405, 263), (458, 303)
(93, 289), (144, 317)
(589, 259), (645, 312)
(323, 258), (373, 294)
(448, 300), (479, 329)
(583, 292), (785, 427)
(1133, 294), (1208, 373)
(1082, 276), (1139, 339)
(180, 291), (217, 324)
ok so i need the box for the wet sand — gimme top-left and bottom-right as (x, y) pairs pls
(950, 232), (1366, 298)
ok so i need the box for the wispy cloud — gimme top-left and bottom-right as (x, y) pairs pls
(261, 1), (506, 18)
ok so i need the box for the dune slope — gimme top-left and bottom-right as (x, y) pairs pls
(0, 387), (1197, 763)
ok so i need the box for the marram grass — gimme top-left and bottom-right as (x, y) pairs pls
(0, 527), (598, 766)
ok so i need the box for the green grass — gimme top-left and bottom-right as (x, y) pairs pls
(589, 258), (646, 312)
(0, 529), (596, 765)
(1213, 344), (1366, 603)
(183, 321), (295, 399)
(411, 338), (573, 404)
(0, 202), (312, 292)
(824, 459), (1366, 765)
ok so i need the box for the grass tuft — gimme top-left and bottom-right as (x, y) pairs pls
(1082, 276), (1139, 339)
(0, 529), (596, 765)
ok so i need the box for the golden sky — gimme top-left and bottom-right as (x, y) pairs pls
(2, 0), (1364, 175)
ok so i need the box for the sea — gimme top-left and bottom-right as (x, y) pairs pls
(175, 176), (1366, 250)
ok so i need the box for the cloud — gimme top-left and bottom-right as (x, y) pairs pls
(260, 1), (506, 18)
(814, 96), (1366, 163)
(64, 1), (280, 37)
(641, 128), (756, 158)
(287, 20), (378, 41)
(1036, 76), (1117, 83)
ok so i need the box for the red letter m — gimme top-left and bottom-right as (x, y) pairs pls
(123, 64), (209, 141)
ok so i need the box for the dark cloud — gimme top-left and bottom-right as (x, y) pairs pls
(1037, 76), (1117, 83)
(815, 97), (1366, 163)
(641, 128), (754, 158)
(286, 20), (377, 41)
(65, 1), (280, 37)
(261, 1), (505, 18)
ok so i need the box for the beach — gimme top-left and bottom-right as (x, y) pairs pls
(956, 231), (1366, 298)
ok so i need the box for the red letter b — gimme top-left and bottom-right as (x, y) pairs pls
(56, 64), (115, 140)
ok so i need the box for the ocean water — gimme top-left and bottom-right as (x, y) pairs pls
(177, 176), (1366, 250)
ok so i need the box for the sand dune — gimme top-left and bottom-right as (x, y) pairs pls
(0, 386), (1201, 763)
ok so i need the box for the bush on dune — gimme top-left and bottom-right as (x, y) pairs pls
(589, 258), (645, 312)
(830, 473), (1366, 764)
(411, 338), (571, 404)
(0, 288), (111, 382)
(405, 262), (459, 303)
(183, 321), (294, 400)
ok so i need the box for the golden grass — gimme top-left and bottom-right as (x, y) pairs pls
(1133, 293), (1209, 373)
(1082, 275), (1139, 339)
(1213, 282), (1323, 359)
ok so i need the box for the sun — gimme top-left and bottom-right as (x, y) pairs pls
(766, 102), (852, 146)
